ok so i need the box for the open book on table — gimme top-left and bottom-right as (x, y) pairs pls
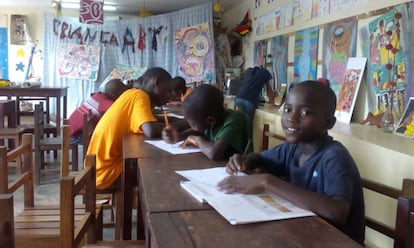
(176, 167), (315, 225)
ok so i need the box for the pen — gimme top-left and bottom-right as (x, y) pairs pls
(237, 139), (251, 175)
(164, 110), (169, 126)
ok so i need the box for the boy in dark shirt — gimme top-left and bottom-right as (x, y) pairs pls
(217, 80), (365, 245)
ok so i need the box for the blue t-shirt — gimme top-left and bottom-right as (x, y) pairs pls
(260, 135), (365, 245)
(236, 67), (272, 107)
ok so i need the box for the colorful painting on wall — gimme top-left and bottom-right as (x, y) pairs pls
(322, 17), (357, 98)
(253, 39), (267, 67)
(0, 14), (8, 79)
(175, 22), (214, 83)
(79, 0), (104, 24)
(10, 15), (29, 45)
(335, 57), (367, 123)
(394, 97), (414, 137)
(8, 45), (31, 82)
(293, 26), (319, 82)
(367, 6), (408, 120)
(268, 35), (288, 92)
(57, 44), (100, 81)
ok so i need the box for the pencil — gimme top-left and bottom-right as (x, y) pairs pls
(237, 139), (251, 176)
(243, 139), (251, 155)
(164, 110), (169, 126)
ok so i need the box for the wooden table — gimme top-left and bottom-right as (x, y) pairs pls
(0, 87), (68, 135)
(121, 134), (175, 240)
(148, 210), (362, 248)
(138, 153), (362, 248)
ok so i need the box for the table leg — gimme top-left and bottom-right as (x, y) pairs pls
(121, 158), (136, 240)
(56, 96), (61, 136)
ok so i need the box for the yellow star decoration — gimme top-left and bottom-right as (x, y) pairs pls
(16, 48), (26, 57)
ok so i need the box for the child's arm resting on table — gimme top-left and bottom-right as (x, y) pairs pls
(217, 174), (350, 227)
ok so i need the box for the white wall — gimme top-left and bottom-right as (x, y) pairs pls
(222, 0), (410, 122)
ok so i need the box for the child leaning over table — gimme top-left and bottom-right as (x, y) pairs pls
(217, 81), (365, 245)
(167, 76), (192, 106)
(86, 67), (186, 190)
(162, 84), (252, 161)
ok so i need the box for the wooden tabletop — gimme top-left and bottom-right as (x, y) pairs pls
(122, 134), (171, 159)
(138, 154), (223, 213)
(148, 210), (362, 248)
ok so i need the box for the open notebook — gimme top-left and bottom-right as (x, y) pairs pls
(176, 167), (315, 225)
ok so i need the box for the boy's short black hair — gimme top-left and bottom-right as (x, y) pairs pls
(170, 76), (186, 92)
(183, 84), (224, 118)
(294, 80), (337, 116)
(142, 67), (172, 84)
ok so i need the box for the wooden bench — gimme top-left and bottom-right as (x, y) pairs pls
(362, 178), (414, 247)
(260, 123), (286, 151)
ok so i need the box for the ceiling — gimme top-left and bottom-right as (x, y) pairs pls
(0, 0), (237, 16)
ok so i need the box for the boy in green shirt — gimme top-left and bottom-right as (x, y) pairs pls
(163, 84), (252, 160)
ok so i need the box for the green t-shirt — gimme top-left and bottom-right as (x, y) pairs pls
(205, 110), (252, 159)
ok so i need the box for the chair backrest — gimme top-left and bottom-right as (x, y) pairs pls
(362, 178), (414, 247)
(260, 123), (286, 151)
(0, 133), (34, 208)
(60, 154), (97, 248)
(61, 124), (70, 177)
(0, 194), (14, 248)
(82, 109), (94, 157)
(34, 103), (45, 147)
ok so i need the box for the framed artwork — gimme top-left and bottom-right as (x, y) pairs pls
(335, 57), (367, 123)
(394, 97), (414, 138)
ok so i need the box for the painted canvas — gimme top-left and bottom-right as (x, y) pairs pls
(322, 17), (357, 98)
(253, 39), (267, 66)
(367, 6), (408, 121)
(0, 14), (8, 79)
(79, 0), (104, 24)
(175, 23), (214, 83)
(293, 27), (319, 82)
(268, 35), (288, 93)
(394, 97), (414, 137)
(10, 15), (29, 45)
(57, 44), (100, 81)
(335, 57), (367, 123)
(8, 45), (31, 82)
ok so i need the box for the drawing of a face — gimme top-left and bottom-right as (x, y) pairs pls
(176, 27), (210, 78)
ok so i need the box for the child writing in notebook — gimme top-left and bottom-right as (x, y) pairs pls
(87, 67), (181, 190)
(167, 76), (192, 106)
(217, 81), (365, 245)
(162, 84), (252, 161)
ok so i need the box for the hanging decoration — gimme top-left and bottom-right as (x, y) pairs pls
(149, 26), (163, 51)
(138, 25), (146, 52)
(52, 0), (62, 17)
(79, 0), (104, 25)
(213, 0), (223, 27)
(233, 11), (252, 36)
(122, 27), (135, 53)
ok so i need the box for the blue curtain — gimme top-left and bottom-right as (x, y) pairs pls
(43, 2), (213, 115)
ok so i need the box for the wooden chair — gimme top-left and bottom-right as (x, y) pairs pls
(34, 103), (78, 184)
(60, 154), (145, 248)
(80, 110), (124, 239)
(0, 133), (62, 247)
(0, 133), (104, 248)
(362, 178), (414, 248)
(260, 123), (286, 151)
(0, 194), (14, 248)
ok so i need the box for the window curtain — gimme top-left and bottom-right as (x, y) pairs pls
(43, 2), (213, 115)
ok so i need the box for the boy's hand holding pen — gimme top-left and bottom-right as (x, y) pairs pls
(226, 139), (251, 175)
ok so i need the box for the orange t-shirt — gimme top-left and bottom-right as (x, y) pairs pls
(180, 87), (193, 102)
(86, 88), (156, 189)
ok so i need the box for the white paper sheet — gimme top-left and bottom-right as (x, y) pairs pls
(176, 167), (315, 224)
(144, 140), (201, 154)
